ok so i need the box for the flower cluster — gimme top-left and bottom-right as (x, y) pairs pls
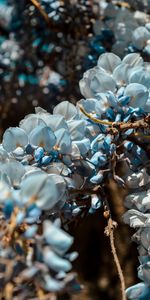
(0, 176), (78, 298)
(1, 50), (150, 298)
(79, 51), (150, 299)
(94, 1), (150, 58)
(130, 23), (150, 55)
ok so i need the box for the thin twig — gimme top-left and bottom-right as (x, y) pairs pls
(79, 105), (150, 131)
(104, 216), (127, 300)
(79, 105), (113, 125)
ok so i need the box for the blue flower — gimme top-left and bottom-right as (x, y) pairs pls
(20, 172), (67, 211)
(29, 125), (56, 151)
(2, 127), (28, 152)
(126, 283), (150, 300)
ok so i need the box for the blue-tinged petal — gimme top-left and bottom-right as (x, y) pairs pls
(13, 146), (25, 156)
(0, 180), (12, 203)
(145, 23), (150, 30)
(123, 210), (148, 228)
(0, 145), (9, 161)
(72, 207), (81, 216)
(19, 114), (47, 134)
(117, 87), (125, 98)
(78, 98), (103, 116)
(65, 252), (78, 262)
(43, 220), (73, 254)
(91, 194), (102, 209)
(129, 69), (150, 88)
(123, 115), (132, 122)
(43, 248), (72, 272)
(122, 53), (143, 67)
(95, 92), (112, 112)
(103, 135), (112, 151)
(2, 127), (28, 152)
(73, 138), (90, 155)
(24, 225), (38, 238)
(123, 129), (134, 137)
(91, 134), (105, 152)
(113, 63), (130, 85)
(144, 98), (150, 113)
(90, 67), (116, 93)
(19, 267), (38, 279)
(43, 274), (64, 292)
(90, 172), (103, 184)
(107, 92), (118, 107)
(55, 128), (72, 154)
(115, 113), (122, 122)
(132, 27), (150, 50)
(41, 155), (52, 165)
(67, 119), (85, 140)
(124, 83), (149, 108)
(53, 101), (78, 120)
(26, 204), (41, 223)
(124, 141), (134, 151)
(0, 171), (11, 186)
(29, 126), (56, 151)
(80, 66), (116, 98)
(126, 283), (150, 300)
(97, 52), (121, 74)
(3, 199), (14, 219)
(140, 263), (150, 286)
(61, 155), (72, 166)
(16, 211), (25, 225)
(0, 160), (25, 187)
(25, 144), (34, 155)
(140, 230), (150, 252)
(109, 143), (116, 155)
(20, 172), (66, 211)
(36, 111), (68, 131)
(79, 68), (95, 98)
(56, 271), (66, 279)
(34, 147), (44, 162)
(117, 95), (130, 106)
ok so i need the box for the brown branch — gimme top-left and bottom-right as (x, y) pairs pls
(79, 105), (150, 131)
(30, 0), (51, 24)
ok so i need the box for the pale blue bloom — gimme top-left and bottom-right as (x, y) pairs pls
(0, 160), (25, 187)
(20, 172), (66, 210)
(55, 128), (72, 154)
(132, 27), (150, 50)
(29, 125), (56, 151)
(73, 138), (90, 155)
(67, 119), (86, 141)
(97, 52), (121, 74)
(79, 66), (116, 98)
(43, 247), (72, 272)
(126, 283), (150, 300)
(2, 127), (28, 152)
(124, 83), (149, 108)
(43, 220), (73, 255)
(19, 114), (47, 134)
(53, 101), (78, 120)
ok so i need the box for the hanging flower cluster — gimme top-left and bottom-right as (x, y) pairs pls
(0, 50), (150, 298)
